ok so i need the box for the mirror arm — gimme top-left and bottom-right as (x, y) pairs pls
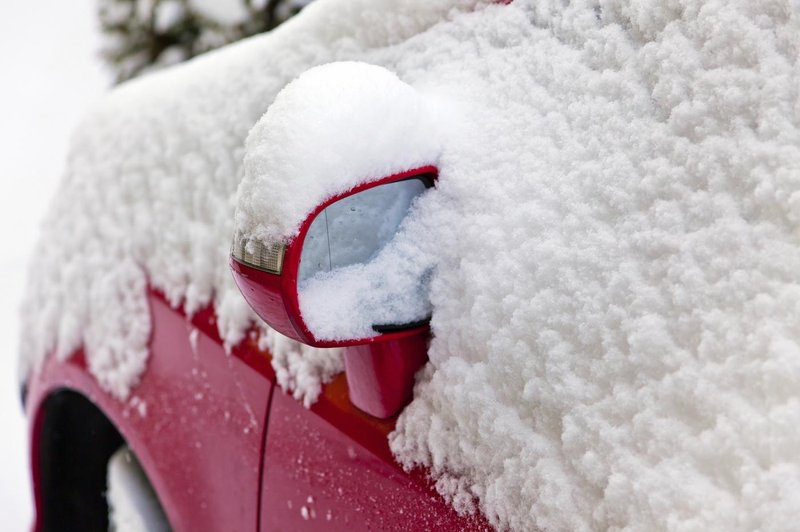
(343, 333), (429, 419)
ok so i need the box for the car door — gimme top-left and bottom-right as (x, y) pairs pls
(259, 372), (489, 530)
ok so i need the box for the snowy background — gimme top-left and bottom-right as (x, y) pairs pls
(0, 1), (107, 528)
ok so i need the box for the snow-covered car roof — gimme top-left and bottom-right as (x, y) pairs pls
(21, 0), (800, 530)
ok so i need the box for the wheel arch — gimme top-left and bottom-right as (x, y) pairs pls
(29, 383), (171, 532)
(26, 292), (274, 532)
(33, 388), (125, 531)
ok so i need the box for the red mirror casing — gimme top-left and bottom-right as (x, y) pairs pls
(230, 165), (437, 348)
(230, 166), (437, 418)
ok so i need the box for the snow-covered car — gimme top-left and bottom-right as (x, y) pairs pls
(21, 0), (800, 531)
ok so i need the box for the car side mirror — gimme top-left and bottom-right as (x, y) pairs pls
(230, 166), (436, 418)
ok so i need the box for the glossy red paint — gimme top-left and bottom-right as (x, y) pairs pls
(231, 257), (430, 350)
(230, 164), (438, 349)
(233, 256), (429, 418)
(262, 381), (491, 531)
(27, 291), (273, 532)
(343, 334), (429, 419)
(26, 290), (489, 530)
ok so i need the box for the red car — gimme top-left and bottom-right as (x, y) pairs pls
(27, 1), (792, 530)
(23, 2), (495, 531)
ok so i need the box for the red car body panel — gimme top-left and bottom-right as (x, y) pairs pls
(27, 290), (489, 530)
(262, 388), (487, 531)
(27, 292), (272, 531)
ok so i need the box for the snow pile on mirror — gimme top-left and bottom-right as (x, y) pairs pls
(18, 0), (484, 400)
(236, 61), (449, 244)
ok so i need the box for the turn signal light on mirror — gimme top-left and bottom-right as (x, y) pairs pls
(231, 235), (285, 275)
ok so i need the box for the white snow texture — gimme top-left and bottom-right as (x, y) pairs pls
(236, 61), (448, 245)
(20, 0), (800, 530)
(107, 447), (171, 532)
(20, 0), (484, 400)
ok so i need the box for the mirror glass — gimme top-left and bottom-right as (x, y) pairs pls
(298, 177), (433, 341)
(299, 178), (430, 283)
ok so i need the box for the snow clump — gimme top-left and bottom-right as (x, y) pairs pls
(383, 1), (800, 531)
(236, 61), (449, 244)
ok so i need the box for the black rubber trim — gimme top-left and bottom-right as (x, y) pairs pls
(371, 316), (431, 333)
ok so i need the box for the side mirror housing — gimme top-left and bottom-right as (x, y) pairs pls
(231, 166), (436, 418)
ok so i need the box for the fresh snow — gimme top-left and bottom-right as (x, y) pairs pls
(236, 61), (448, 244)
(387, 2), (800, 530)
(259, 327), (343, 406)
(19, 0), (800, 530)
(20, 0), (485, 400)
(107, 447), (171, 532)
